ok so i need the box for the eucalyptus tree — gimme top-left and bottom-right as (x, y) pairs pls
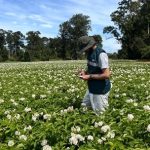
(59, 13), (91, 59)
(0, 29), (8, 61)
(59, 21), (71, 59)
(6, 30), (13, 58)
(69, 14), (91, 59)
(13, 31), (25, 56)
(26, 31), (43, 60)
(103, 0), (149, 59)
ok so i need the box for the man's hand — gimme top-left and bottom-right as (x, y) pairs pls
(80, 74), (90, 80)
(77, 69), (86, 76)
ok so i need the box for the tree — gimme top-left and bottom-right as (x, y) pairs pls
(0, 29), (8, 61)
(24, 51), (31, 62)
(59, 21), (71, 59)
(13, 31), (25, 60)
(69, 14), (91, 59)
(26, 31), (43, 61)
(48, 37), (62, 59)
(40, 37), (51, 61)
(6, 30), (13, 58)
(103, 0), (150, 59)
(59, 13), (91, 59)
(0, 29), (6, 49)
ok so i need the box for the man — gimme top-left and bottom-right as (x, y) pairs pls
(78, 36), (111, 114)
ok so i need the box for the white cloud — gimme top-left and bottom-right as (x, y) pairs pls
(40, 4), (48, 9)
(5, 12), (16, 16)
(40, 23), (52, 28)
(5, 11), (27, 20)
(28, 14), (46, 23)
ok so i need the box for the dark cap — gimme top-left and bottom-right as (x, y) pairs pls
(78, 36), (96, 52)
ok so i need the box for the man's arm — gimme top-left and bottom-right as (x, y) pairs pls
(81, 52), (111, 80)
(80, 68), (110, 80)
(89, 68), (110, 79)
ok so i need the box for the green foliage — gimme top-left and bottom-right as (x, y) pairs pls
(24, 51), (31, 62)
(0, 47), (8, 61)
(104, 0), (150, 59)
(0, 60), (149, 149)
(141, 46), (150, 59)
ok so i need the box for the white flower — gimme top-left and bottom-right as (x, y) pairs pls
(76, 126), (80, 132)
(7, 114), (11, 120)
(67, 106), (74, 112)
(133, 103), (138, 107)
(4, 110), (10, 115)
(32, 116), (37, 121)
(14, 114), (20, 120)
(71, 126), (80, 133)
(24, 107), (32, 112)
(143, 105), (150, 111)
(81, 103), (86, 107)
(97, 139), (103, 144)
(0, 99), (4, 103)
(69, 133), (84, 145)
(69, 136), (78, 145)
(64, 109), (68, 113)
(43, 114), (51, 120)
(32, 94), (36, 98)
(71, 126), (76, 133)
(19, 97), (25, 101)
(40, 112), (44, 115)
(147, 124), (150, 132)
(106, 131), (115, 139)
(120, 110), (124, 115)
(19, 135), (27, 141)
(126, 99), (134, 103)
(27, 125), (32, 130)
(24, 125), (32, 131)
(32, 113), (39, 121)
(82, 107), (87, 111)
(122, 93), (126, 96)
(12, 109), (16, 112)
(15, 131), (20, 136)
(132, 0), (138, 2)
(101, 125), (110, 133)
(87, 135), (94, 141)
(98, 121), (103, 126)
(8, 140), (14, 147)
(101, 137), (106, 141)
(76, 134), (84, 142)
(94, 122), (99, 128)
(42, 145), (52, 150)
(13, 102), (18, 106)
(60, 110), (64, 114)
(115, 94), (119, 98)
(127, 114), (134, 121)
(41, 139), (48, 146)
(94, 121), (104, 128)
(40, 95), (47, 99)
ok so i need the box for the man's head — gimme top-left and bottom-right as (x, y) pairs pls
(78, 36), (96, 52)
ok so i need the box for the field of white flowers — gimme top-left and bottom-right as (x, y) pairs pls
(0, 60), (150, 150)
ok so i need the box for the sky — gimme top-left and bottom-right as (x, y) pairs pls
(0, 0), (121, 53)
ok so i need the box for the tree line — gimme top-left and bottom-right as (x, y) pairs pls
(0, 14), (102, 62)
